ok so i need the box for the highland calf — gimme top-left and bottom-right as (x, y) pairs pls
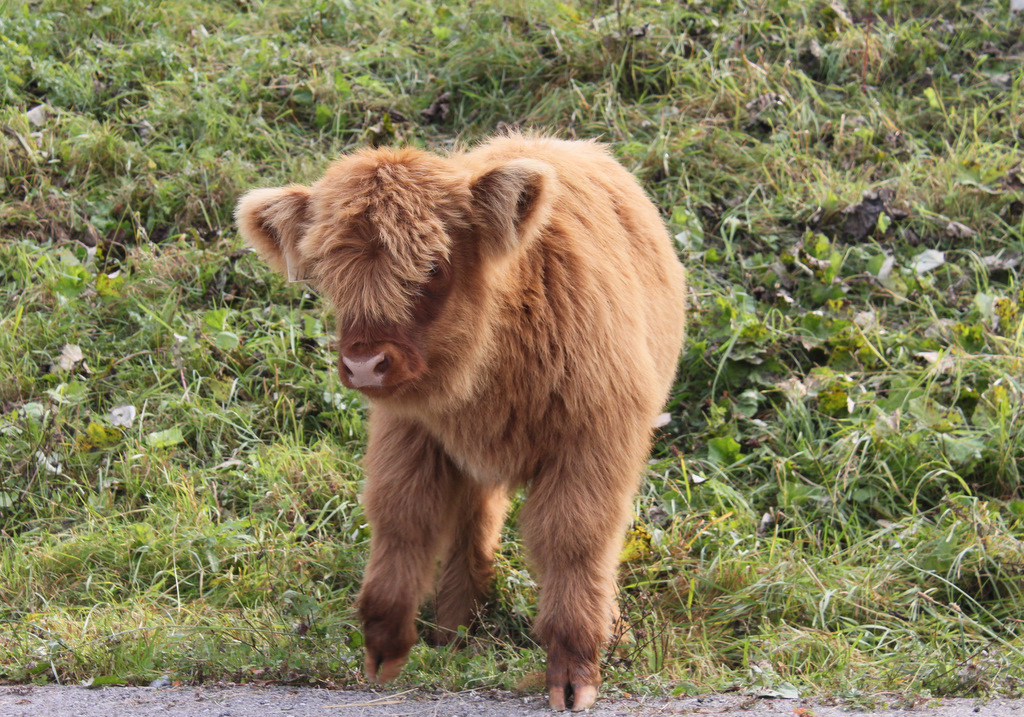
(236, 134), (687, 711)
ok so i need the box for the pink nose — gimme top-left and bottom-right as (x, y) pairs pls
(342, 353), (390, 388)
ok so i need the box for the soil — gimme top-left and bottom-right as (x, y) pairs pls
(1, 685), (1021, 717)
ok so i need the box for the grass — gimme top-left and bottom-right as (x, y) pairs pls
(2, 0), (1024, 702)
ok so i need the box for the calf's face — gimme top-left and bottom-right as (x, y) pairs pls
(236, 147), (555, 400)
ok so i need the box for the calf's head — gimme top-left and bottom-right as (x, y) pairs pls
(236, 146), (557, 400)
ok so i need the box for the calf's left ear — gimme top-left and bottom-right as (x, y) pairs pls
(235, 185), (312, 281)
(470, 158), (557, 257)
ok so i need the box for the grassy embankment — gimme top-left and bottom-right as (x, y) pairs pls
(2, 0), (1024, 702)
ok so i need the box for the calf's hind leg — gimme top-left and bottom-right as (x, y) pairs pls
(432, 482), (509, 645)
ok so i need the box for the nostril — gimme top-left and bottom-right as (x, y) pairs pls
(373, 354), (390, 376)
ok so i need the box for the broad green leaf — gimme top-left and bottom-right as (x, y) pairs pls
(876, 212), (891, 233)
(773, 683), (801, 699)
(46, 381), (88, 405)
(779, 482), (829, 507)
(866, 253), (895, 279)
(20, 402), (46, 422)
(304, 315), (323, 338)
(204, 308), (230, 330)
(333, 72), (352, 98)
(146, 427), (184, 448)
(314, 103), (332, 128)
(939, 434), (985, 465)
(707, 436), (741, 466)
(215, 331), (240, 350)
(55, 265), (92, 298)
(209, 378), (234, 402)
(972, 383), (1013, 428)
(908, 397), (963, 432)
(735, 389), (761, 418)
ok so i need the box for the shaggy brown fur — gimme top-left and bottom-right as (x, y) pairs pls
(236, 134), (687, 711)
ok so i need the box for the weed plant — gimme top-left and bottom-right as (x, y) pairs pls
(2, 0), (1024, 701)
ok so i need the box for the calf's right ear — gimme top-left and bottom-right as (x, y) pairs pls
(235, 185), (312, 281)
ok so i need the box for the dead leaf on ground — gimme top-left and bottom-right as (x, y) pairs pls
(26, 104), (48, 128)
(854, 311), (879, 331)
(76, 224), (101, 248)
(626, 22), (652, 38)
(990, 73), (1014, 91)
(744, 92), (786, 130)
(1004, 165), (1024, 191)
(873, 254), (896, 280)
(915, 351), (956, 374)
(982, 252), (1020, 275)
(778, 377), (808, 401)
(826, 0), (853, 26)
(945, 221), (976, 239)
(804, 37), (823, 61)
(108, 405), (137, 427)
(911, 249), (945, 275)
(980, 40), (1003, 57)
(133, 118), (155, 141)
(56, 344), (84, 372)
(420, 91), (451, 124)
(837, 188), (908, 242)
(745, 92), (785, 113)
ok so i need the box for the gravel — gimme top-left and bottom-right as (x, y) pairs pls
(1, 685), (1019, 717)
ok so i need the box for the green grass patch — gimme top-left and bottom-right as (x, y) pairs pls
(3, 0), (1024, 700)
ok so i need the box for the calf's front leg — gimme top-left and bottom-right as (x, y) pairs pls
(520, 453), (641, 711)
(357, 415), (461, 683)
